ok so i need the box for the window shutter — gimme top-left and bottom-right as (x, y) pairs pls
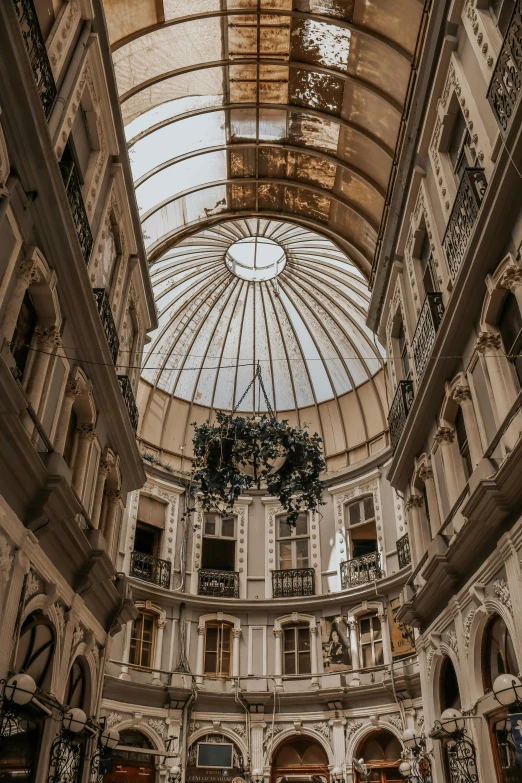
(138, 495), (166, 528)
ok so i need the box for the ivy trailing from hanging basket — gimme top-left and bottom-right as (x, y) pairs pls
(183, 366), (325, 525)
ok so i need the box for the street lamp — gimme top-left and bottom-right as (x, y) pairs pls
(169, 765), (182, 782)
(399, 729), (431, 782)
(252, 768), (264, 783)
(100, 726), (120, 749)
(3, 673), (37, 705)
(493, 673), (522, 710)
(63, 708), (88, 734)
(331, 766), (344, 783)
(430, 709), (478, 783)
(439, 709), (465, 734)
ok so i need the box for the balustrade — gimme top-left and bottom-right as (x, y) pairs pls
(130, 551), (171, 589)
(488, 0), (522, 134)
(340, 552), (383, 588)
(396, 533), (411, 569)
(272, 567), (315, 597)
(12, 0), (56, 117)
(59, 161), (93, 263)
(198, 569), (239, 598)
(411, 293), (445, 380)
(388, 380), (415, 453)
(93, 289), (119, 365)
(442, 168), (487, 280)
(117, 375), (139, 432)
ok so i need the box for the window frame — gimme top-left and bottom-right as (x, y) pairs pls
(358, 613), (384, 669)
(203, 621), (233, 678)
(276, 514), (310, 570)
(282, 624), (312, 676)
(129, 610), (157, 670)
(345, 496), (378, 560)
(203, 513), (236, 539)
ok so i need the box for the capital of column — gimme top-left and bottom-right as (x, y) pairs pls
(18, 258), (40, 286)
(273, 628), (283, 639)
(98, 460), (113, 479)
(77, 424), (96, 441)
(499, 265), (522, 292)
(434, 426), (455, 445)
(310, 625), (318, 636)
(197, 625), (205, 636)
(475, 331), (501, 353)
(232, 627), (242, 639)
(65, 379), (82, 398)
(417, 463), (433, 482)
(35, 325), (61, 348)
(105, 489), (121, 504)
(347, 618), (357, 631)
(452, 385), (472, 405)
(157, 618), (167, 630)
(405, 494), (423, 512)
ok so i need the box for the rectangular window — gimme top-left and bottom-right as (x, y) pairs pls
(397, 323), (411, 380)
(448, 109), (476, 182)
(420, 233), (438, 294)
(346, 497), (378, 559)
(277, 514), (309, 569)
(134, 521), (162, 557)
(204, 622), (232, 677)
(455, 407), (472, 479)
(129, 611), (156, 668)
(359, 615), (384, 669)
(283, 625), (311, 675)
(201, 514), (236, 570)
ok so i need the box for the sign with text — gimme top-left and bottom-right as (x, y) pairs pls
(388, 597), (415, 659)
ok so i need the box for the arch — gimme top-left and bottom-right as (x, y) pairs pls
(14, 609), (58, 695)
(346, 601), (385, 622)
(440, 372), (469, 426)
(481, 252), (521, 329)
(108, 718), (166, 752)
(198, 613), (240, 632)
(345, 721), (403, 768)
(430, 650), (463, 720)
(68, 366), (96, 425)
(267, 728), (334, 768)
(274, 613), (317, 632)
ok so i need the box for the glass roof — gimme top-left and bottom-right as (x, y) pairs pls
(142, 218), (384, 412)
(105, 0), (424, 276)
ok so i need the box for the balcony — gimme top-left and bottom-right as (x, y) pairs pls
(442, 168), (487, 281)
(411, 293), (445, 380)
(198, 569), (239, 598)
(118, 375), (139, 432)
(340, 552), (383, 589)
(59, 161), (94, 264)
(13, 0), (56, 117)
(272, 567), (315, 598)
(130, 551), (171, 589)
(396, 533), (411, 569)
(388, 380), (414, 453)
(93, 288), (120, 365)
(487, 1), (522, 134)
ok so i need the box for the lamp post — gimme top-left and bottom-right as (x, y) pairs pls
(47, 706), (91, 783)
(492, 674), (522, 768)
(399, 729), (432, 782)
(90, 717), (121, 783)
(429, 709), (479, 783)
(0, 673), (38, 770)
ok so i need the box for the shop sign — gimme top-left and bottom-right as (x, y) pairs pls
(186, 767), (241, 782)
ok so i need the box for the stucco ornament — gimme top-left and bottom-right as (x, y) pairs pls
(314, 722), (330, 740)
(149, 718), (166, 738)
(445, 629), (459, 658)
(230, 723), (247, 738)
(463, 610), (475, 651)
(345, 720), (363, 739)
(385, 715), (404, 731)
(0, 534), (13, 587)
(105, 712), (123, 729)
(493, 578), (513, 613)
(264, 724), (283, 749)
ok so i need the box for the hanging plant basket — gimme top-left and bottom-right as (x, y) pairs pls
(186, 410), (325, 525)
(184, 365), (326, 525)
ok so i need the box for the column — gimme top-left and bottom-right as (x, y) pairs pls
(330, 718), (346, 768)
(310, 625), (320, 689)
(23, 326), (60, 423)
(232, 627), (241, 678)
(91, 459), (112, 530)
(476, 331), (518, 449)
(250, 721), (266, 775)
(72, 425), (95, 495)
(119, 620), (133, 681)
(53, 379), (81, 455)
(433, 427), (462, 507)
(1, 258), (40, 343)
(452, 385), (483, 468)
(347, 618), (360, 686)
(195, 625), (205, 686)
(0, 550), (31, 679)
(405, 494), (427, 564)
(273, 628), (283, 688)
(378, 611), (392, 665)
(499, 265), (522, 316)
(102, 490), (121, 557)
(418, 464), (441, 538)
(152, 618), (166, 686)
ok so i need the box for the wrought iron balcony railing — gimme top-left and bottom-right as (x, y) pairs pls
(396, 533), (412, 569)
(59, 161), (93, 263)
(198, 569), (239, 598)
(487, 0), (522, 134)
(388, 380), (414, 453)
(117, 375), (139, 432)
(272, 567), (315, 598)
(13, 0), (56, 117)
(93, 288), (120, 365)
(340, 552), (383, 588)
(442, 167), (487, 281)
(411, 293), (445, 380)
(130, 551), (171, 589)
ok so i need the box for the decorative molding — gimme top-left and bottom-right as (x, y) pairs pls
(492, 578), (512, 613)
(345, 720), (363, 739)
(105, 712), (123, 729)
(385, 714), (404, 731)
(0, 534), (14, 587)
(149, 718), (166, 738)
(263, 724), (283, 749)
(426, 647), (435, 679)
(463, 610), (475, 651)
(314, 722), (330, 740)
(229, 723), (247, 739)
(445, 629), (459, 658)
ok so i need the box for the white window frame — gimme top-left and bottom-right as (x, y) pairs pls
(282, 624), (312, 675)
(276, 514), (310, 570)
(359, 613), (383, 669)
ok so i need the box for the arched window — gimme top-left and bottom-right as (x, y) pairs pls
(277, 513), (309, 570)
(272, 737), (328, 773)
(129, 610), (156, 669)
(204, 621), (232, 677)
(283, 624), (311, 675)
(359, 614), (383, 668)
(498, 291), (522, 387)
(355, 730), (402, 781)
(440, 655), (461, 711)
(110, 729), (155, 783)
(66, 658), (87, 709)
(345, 496), (378, 559)
(14, 612), (55, 690)
(482, 615), (522, 782)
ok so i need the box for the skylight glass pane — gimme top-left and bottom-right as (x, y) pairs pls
(126, 96), (223, 142)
